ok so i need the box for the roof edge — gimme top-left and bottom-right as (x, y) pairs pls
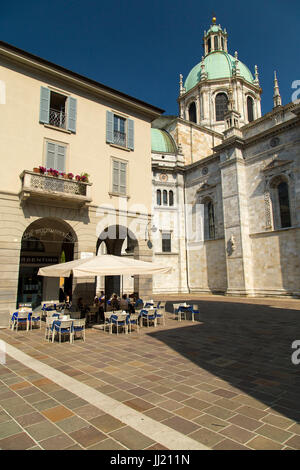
(0, 40), (164, 118)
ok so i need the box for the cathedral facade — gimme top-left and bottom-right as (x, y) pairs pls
(151, 17), (300, 297)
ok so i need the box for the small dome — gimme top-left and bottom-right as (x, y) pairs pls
(184, 51), (254, 92)
(151, 129), (177, 154)
(206, 24), (222, 34)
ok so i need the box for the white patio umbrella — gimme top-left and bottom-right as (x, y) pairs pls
(38, 254), (171, 277)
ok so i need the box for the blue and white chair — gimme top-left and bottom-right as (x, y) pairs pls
(106, 314), (129, 334)
(128, 314), (140, 333)
(156, 302), (165, 326)
(140, 309), (157, 328)
(30, 312), (41, 330)
(51, 320), (74, 343)
(10, 309), (31, 331)
(72, 319), (86, 341)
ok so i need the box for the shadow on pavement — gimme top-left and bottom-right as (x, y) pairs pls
(149, 300), (300, 423)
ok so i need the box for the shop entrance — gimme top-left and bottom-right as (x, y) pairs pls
(17, 218), (77, 309)
(96, 225), (138, 300)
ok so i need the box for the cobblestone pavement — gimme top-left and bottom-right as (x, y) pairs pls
(0, 295), (300, 450)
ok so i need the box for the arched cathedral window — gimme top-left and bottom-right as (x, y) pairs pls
(277, 181), (291, 228)
(269, 176), (292, 229)
(156, 189), (161, 206)
(208, 38), (211, 53)
(169, 190), (174, 206)
(188, 102), (197, 123)
(163, 190), (168, 206)
(215, 93), (228, 121)
(203, 199), (215, 240)
(247, 96), (254, 122)
(221, 37), (224, 50)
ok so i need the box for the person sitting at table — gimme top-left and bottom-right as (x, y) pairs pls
(111, 294), (120, 311)
(119, 294), (129, 311)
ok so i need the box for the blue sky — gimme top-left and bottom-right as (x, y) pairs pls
(1, 0), (299, 116)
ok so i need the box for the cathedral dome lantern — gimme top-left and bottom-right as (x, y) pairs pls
(204, 17), (228, 55)
(178, 17), (262, 131)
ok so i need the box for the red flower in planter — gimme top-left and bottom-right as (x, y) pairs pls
(39, 166), (46, 174)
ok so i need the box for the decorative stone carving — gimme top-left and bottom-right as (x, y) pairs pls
(227, 235), (236, 255)
(264, 191), (272, 229)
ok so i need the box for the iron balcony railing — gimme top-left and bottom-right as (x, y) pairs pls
(49, 108), (66, 129)
(113, 130), (126, 147)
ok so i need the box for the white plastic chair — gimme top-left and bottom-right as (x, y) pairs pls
(72, 319), (86, 342)
(51, 320), (74, 344)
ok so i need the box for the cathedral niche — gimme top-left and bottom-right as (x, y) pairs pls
(188, 102), (197, 123)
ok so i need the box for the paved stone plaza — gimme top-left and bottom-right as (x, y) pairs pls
(0, 296), (299, 450)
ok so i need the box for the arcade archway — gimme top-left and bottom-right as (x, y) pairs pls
(17, 218), (77, 308)
(96, 225), (138, 299)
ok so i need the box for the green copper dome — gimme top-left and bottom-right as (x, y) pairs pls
(206, 25), (222, 34)
(151, 129), (177, 153)
(184, 51), (254, 92)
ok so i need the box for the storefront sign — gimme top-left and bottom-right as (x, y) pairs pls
(20, 256), (59, 264)
(22, 228), (76, 242)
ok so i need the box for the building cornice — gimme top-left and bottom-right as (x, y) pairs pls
(178, 76), (261, 101)
(0, 41), (164, 120)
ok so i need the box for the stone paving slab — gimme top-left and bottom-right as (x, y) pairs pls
(0, 295), (300, 450)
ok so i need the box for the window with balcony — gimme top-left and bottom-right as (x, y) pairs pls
(106, 111), (134, 150)
(39, 87), (77, 132)
(45, 141), (66, 172)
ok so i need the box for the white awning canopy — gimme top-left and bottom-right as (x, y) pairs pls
(38, 254), (172, 277)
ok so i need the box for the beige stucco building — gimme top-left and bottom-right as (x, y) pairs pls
(0, 40), (163, 325)
(0, 16), (300, 326)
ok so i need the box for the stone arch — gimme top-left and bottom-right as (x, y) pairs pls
(17, 217), (78, 309)
(96, 224), (139, 299)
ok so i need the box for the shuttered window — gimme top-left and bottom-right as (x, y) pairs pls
(39, 86), (77, 133)
(46, 141), (66, 172)
(112, 159), (127, 195)
(106, 110), (134, 150)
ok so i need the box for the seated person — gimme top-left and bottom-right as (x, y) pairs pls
(111, 294), (120, 311)
(119, 294), (129, 312)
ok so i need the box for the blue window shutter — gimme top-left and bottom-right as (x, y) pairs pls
(67, 97), (77, 133)
(40, 87), (50, 124)
(127, 119), (134, 150)
(106, 111), (113, 143)
(56, 145), (66, 172)
(112, 160), (120, 193)
(46, 142), (66, 172)
(46, 142), (56, 168)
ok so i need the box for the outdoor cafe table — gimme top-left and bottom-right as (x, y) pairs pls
(177, 303), (195, 321)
